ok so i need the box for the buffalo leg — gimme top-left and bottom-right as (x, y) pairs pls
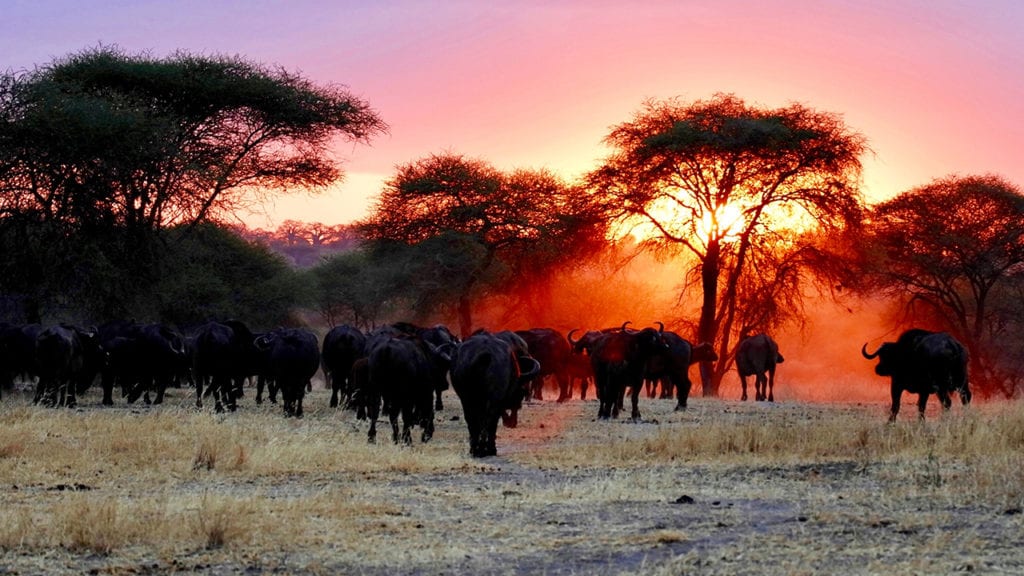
(674, 376), (691, 411)
(225, 380), (237, 412)
(328, 374), (340, 408)
(660, 379), (674, 400)
(296, 384), (306, 418)
(366, 389), (381, 444)
(916, 392), (930, 420)
(766, 368), (776, 402)
(937, 388), (952, 411)
(889, 385), (902, 422)
(390, 409), (404, 445)
(484, 415), (499, 456)
(268, 379), (279, 403)
(461, 404), (482, 456)
(421, 416), (434, 443)
(256, 375), (266, 405)
(556, 373), (570, 403)
(594, 372), (611, 419)
(282, 385), (295, 417)
(101, 372), (115, 406)
(629, 382), (642, 421)
(64, 383), (77, 409)
(154, 377), (168, 405)
(740, 375), (749, 401)
(195, 375), (205, 408)
(212, 376), (226, 413)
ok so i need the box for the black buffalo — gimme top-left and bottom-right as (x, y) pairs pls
(490, 330), (536, 428)
(645, 331), (718, 410)
(566, 328), (619, 402)
(451, 330), (541, 457)
(862, 329), (971, 421)
(736, 333), (784, 402)
(192, 320), (258, 412)
(566, 352), (594, 400)
(95, 321), (189, 406)
(127, 323), (188, 405)
(365, 333), (452, 445)
(33, 325), (87, 407)
(514, 328), (572, 402)
(321, 324), (367, 409)
(568, 322), (668, 420)
(254, 328), (320, 418)
(391, 322), (459, 410)
(0, 323), (43, 397)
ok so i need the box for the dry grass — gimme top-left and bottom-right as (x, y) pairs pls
(0, 384), (1021, 574)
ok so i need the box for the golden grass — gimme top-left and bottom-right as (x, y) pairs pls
(0, 386), (1021, 574)
(520, 399), (1024, 506)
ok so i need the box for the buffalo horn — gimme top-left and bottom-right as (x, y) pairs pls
(861, 343), (880, 359)
(517, 356), (542, 381)
(655, 321), (665, 334)
(567, 329), (580, 347)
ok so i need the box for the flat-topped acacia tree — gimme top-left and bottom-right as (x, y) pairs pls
(0, 46), (386, 230)
(588, 94), (867, 396)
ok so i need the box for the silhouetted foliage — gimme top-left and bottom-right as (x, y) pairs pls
(0, 46), (383, 323)
(310, 248), (397, 329)
(864, 174), (1024, 397)
(153, 223), (309, 329)
(588, 94), (867, 396)
(0, 46), (386, 231)
(359, 153), (608, 337)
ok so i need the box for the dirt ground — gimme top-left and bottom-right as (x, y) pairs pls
(0, 384), (1021, 575)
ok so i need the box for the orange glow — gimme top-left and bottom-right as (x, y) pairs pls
(697, 203), (745, 245)
(458, 247), (893, 404)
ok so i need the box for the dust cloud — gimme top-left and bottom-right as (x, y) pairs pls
(460, 247), (902, 406)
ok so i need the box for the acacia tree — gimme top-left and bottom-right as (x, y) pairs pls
(0, 46), (384, 320)
(0, 46), (386, 230)
(359, 153), (606, 337)
(588, 94), (866, 396)
(865, 174), (1024, 397)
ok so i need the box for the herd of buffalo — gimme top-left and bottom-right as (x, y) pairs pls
(0, 319), (971, 456)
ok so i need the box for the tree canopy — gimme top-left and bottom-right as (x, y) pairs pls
(865, 174), (1024, 396)
(0, 46), (384, 322)
(589, 94), (867, 395)
(359, 152), (608, 336)
(0, 46), (386, 231)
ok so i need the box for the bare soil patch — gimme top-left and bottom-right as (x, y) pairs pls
(0, 385), (1021, 575)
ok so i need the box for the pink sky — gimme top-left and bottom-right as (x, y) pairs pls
(5, 1), (1023, 228)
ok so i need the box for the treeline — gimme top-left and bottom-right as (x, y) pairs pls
(3, 47), (1024, 398)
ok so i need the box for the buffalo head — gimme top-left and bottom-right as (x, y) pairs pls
(861, 341), (899, 376)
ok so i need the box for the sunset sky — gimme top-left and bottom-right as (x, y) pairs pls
(5, 1), (1023, 229)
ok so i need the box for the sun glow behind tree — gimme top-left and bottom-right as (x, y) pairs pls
(589, 94), (867, 396)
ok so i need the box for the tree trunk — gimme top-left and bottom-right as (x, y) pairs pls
(458, 294), (473, 340)
(698, 240), (721, 396)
